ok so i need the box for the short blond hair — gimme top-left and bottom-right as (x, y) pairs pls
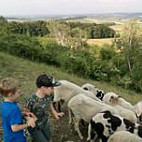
(0, 78), (20, 97)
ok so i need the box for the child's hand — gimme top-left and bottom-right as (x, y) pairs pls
(26, 117), (36, 128)
(23, 112), (37, 121)
(54, 112), (64, 120)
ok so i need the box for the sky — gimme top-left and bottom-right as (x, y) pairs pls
(0, 0), (142, 16)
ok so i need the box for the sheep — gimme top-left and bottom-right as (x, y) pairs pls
(87, 111), (142, 142)
(82, 83), (105, 101)
(103, 92), (134, 110)
(103, 92), (137, 123)
(67, 93), (119, 139)
(107, 131), (142, 142)
(53, 80), (101, 112)
(133, 101), (142, 123)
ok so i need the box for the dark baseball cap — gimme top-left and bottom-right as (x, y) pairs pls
(36, 74), (61, 88)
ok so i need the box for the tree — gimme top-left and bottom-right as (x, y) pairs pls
(115, 20), (142, 91)
(88, 24), (115, 39)
(47, 21), (86, 49)
(119, 21), (142, 76)
(8, 21), (50, 36)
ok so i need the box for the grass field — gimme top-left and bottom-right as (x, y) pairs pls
(0, 51), (141, 142)
(86, 38), (114, 46)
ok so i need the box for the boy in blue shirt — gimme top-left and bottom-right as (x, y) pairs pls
(0, 78), (36, 142)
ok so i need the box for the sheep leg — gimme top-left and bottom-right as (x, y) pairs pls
(87, 123), (91, 141)
(68, 109), (73, 124)
(73, 117), (84, 139)
(87, 122), (98, 142)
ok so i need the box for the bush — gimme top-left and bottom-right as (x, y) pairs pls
(116, 75), (133, 89)
(0, 34), (41, 60)
(100, 45), (116, 60)
(112, 54), (127, 77)
(131, 56), (142, 92)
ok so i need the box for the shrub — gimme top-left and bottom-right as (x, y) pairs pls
(100, 45), (116, 60)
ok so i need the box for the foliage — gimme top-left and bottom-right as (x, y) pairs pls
(47, 21), (86, 49)
(131, 52), (142, 91)
(0, 34), (41, 60)
(7, 20), (116, 40)
(100, 45), (116, 60)
(88, 24), (115, 39)
(8, 21), (50, 36)
(115, 21), (142, 92)
(62, 21), (115, 39)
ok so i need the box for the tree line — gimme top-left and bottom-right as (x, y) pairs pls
(4, 17), (115, 39)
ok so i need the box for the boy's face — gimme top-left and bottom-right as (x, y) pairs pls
(41, 86), (54, 95)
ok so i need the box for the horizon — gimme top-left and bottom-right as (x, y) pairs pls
(3, 12), (142, 19)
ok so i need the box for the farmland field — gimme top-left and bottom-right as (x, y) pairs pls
(86, 38), (114, 46)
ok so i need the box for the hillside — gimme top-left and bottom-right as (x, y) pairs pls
(0, 52), (141, 142)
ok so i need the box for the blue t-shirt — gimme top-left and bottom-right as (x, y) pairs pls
(0, 101), (26, 142)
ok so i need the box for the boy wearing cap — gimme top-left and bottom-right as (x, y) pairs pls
(0, 78), (36, 142)
(24, 74), (64, 142)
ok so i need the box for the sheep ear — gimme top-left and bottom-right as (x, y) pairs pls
(83, 87), (88, 91)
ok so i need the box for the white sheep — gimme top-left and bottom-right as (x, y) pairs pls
(67, 93), (119, 139)
(81, 83), (105, 101)
(108, 131), (142, 142)
(133, 101), (142, 123)
(103, 92), (134, 110)
(53, 80), (101, 112)
(103, 92), (137, 123)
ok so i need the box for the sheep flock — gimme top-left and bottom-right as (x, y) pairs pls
(53, 80), (142, 142)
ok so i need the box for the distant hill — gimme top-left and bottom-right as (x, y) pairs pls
(89, 12), (142, 19)
(5, 12), (142, 21)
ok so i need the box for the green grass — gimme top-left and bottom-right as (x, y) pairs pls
(0, 51), (141, 104)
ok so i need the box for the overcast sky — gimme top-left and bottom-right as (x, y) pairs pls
(0, 0), (142, 16)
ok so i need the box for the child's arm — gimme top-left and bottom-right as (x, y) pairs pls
(11, 117), (36, 132)
(11, 124), (28, 132)
(50, 102), (64, 119)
